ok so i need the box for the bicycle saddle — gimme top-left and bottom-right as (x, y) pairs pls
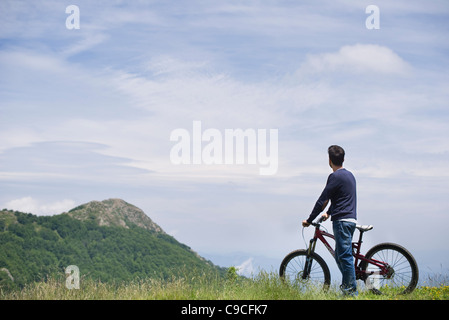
(356, 225), (373, 232)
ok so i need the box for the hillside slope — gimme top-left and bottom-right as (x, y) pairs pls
(66, 198), (165, 233)
(0, 199), (224, 289)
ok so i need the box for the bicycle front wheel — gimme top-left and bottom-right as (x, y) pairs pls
(360, 242), (419, 294)
(279, 249), (330, 291)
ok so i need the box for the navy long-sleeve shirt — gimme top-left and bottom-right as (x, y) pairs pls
(307, 168), (357, 224)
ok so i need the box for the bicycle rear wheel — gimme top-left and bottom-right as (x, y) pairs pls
(360, 242), (419, 294)
(279, 249), (330, 291)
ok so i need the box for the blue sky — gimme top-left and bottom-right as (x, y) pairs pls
(1, 0), (449, 281)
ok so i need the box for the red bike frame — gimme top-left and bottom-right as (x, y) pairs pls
(309, 223), (392, 280)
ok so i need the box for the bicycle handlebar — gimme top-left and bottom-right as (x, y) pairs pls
(311, 215), (325, 227)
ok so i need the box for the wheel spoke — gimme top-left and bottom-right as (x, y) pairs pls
(280, 250), (330, 291)
(362, 243), (418, 294)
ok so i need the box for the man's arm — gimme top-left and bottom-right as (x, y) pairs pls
(302, 200), (329, 227)
(302, 174), (336, 227)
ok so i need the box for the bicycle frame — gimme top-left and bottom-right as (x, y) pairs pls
(307, 223), (392, 281)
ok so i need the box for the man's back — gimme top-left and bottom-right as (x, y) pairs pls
(327, 168), (357, 221)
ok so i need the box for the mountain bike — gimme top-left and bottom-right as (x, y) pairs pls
(279, 215), (419, 294)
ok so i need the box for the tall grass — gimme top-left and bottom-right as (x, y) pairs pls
(1, 269), (448, 300)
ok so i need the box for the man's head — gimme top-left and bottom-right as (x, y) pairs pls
(328, 145), (345, 167)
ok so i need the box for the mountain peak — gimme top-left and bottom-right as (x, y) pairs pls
(66, 198), (165, 233)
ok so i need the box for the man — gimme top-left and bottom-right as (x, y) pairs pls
(302, 145), (358, 296)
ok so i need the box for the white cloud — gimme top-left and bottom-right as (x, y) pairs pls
(4, 197), (75, 216)
(61, 33), (109, 57)
(298, 44), (412, 76)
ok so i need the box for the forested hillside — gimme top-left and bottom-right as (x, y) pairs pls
(0, 199), (225, 290)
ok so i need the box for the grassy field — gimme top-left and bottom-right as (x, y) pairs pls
(1, 268), (448, 300)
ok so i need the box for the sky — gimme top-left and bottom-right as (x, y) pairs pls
(1, 0), (449, 282)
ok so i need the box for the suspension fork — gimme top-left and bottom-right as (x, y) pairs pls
(303, 237), (318, 279)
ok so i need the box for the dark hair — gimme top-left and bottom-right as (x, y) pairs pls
(328, 145), (345, 166)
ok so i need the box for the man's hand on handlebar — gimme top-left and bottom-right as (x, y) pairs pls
(302, 213), (329, 228)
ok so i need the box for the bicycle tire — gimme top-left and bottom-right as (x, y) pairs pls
(279, 249), (331, 291)
(359, 242), (419, 294)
